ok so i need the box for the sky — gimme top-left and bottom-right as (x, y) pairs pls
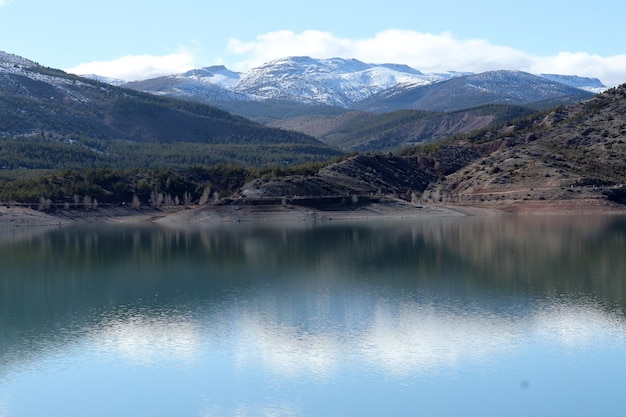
(1, 0), (626, 87)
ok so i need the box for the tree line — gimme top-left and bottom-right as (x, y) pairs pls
(0, 158), (347, 208)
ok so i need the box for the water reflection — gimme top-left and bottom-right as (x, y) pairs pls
(232, 293), (626, 378)
(1, 216), (626, 416)
(90, 309), (204, 366)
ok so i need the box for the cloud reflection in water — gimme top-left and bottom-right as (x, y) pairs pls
(229, 297), (626, 379)
(85, 293), (626, 382)
(89, 310), (203, 366)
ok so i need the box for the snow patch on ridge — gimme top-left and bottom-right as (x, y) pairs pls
(540, 74), (607, 94)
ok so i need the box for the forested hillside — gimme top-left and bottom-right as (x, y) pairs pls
(0, 57), (341, 170)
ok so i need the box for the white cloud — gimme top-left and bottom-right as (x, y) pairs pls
(226, 29), (534, 73)
(529, 52), (626, 87)
(66, 30), (626, 87)
(227, 30), (626, 87)
(64, 50), (199, 82)
(227, 30), (353, 71)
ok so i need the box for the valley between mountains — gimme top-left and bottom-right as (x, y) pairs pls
(1, 50), (625, 224)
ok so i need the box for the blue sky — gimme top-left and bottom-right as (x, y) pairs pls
(2, 0), (626, 86)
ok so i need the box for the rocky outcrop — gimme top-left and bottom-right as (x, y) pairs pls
(241, 154), (437, 201)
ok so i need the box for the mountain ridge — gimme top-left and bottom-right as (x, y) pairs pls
(352, 70), (596, 113)
(115, 56), (605, 112)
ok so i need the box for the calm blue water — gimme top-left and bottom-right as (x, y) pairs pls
(1, 215), (626, 417)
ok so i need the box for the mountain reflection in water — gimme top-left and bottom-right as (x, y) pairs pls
(1, 215), (626, 417)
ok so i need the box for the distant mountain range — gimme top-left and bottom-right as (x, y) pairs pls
(0, 49), (610, 163)
(108, 56), (607, 152)
(118, 56), (606, 114)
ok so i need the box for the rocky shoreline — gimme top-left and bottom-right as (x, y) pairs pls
(1, 196), (625, 228)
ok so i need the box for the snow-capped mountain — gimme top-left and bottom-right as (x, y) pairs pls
(115, 56), (607, 111)
(124, 65), (251, 102)
(179, 65), (241, 89)
(459, 70), (593, 102)
(121, 56), (457, 107)
(233, 56), (447, 106)
(353, 70), (598, 113)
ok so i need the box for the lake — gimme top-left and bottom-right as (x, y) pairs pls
(1, 215), (626, 417)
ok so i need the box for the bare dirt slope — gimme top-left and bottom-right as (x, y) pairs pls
(424, 86), (626, 208)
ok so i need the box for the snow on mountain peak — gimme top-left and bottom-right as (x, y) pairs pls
(234, 56), (438, 106)
(180, 66), (241, 89)
(0, 51), (606, 116)
(68, 54), (606, 109)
